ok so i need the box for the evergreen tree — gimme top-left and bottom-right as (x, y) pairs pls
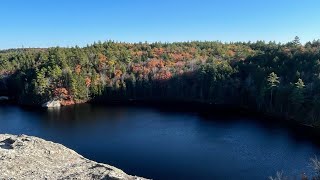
(2, 40), (320, 125)
(293, 36), (301, 46)
(267, 72), (280, 109)
(290, 78), (305, 111)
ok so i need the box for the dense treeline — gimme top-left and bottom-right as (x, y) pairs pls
(1, 37), (320, 126)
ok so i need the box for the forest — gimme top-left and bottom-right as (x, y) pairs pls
(1, 36), (320, 126)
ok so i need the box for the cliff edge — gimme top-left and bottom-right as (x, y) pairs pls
(0, 134), (148, 180)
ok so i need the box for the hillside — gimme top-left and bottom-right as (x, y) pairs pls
(1, 37), (320, 126)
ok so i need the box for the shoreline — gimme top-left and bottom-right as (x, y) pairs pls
(0, 98), (320, 138)
(2, 97), (319, 135)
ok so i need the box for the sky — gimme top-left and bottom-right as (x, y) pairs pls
(0, 0), (320, 49)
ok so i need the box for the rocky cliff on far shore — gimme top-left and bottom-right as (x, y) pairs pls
(0, 134), (148, 180)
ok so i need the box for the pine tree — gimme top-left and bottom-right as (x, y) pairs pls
(290, 78), (305, 107)
(267, 72), (280, 109)
(293, 36), (301, 46)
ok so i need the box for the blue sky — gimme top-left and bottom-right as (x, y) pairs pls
(0, 0), (319, 49)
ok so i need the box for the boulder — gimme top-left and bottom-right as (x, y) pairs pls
(0, 96), (9, 101)
(0, 134), (149, 180)
(42, 100), (61, 108)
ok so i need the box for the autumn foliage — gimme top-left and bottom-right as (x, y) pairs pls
(4, 38), (320, 127)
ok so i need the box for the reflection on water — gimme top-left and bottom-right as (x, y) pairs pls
(0, 103), (319, 180)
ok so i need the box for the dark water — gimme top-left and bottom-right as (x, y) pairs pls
(0, 104), (319, 180)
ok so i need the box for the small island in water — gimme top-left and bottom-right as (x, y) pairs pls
(1, 38), (320, 179)
(0, 37), (319, 126)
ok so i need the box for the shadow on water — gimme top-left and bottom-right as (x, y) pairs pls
(13, 104), (131, 127)
(10, 101), (320, 149)
(91, 101), (320, 147)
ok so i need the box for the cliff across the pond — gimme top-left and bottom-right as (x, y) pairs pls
(0, 134), (148, 180)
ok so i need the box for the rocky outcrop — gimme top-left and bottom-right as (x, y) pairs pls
(0, 96), (9, 101)
(0, 134), (148, 180)
(42, 100), (61, 108)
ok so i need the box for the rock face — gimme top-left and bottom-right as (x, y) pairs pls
(0, 134), (148, 180)
(42, 100), (61, 108)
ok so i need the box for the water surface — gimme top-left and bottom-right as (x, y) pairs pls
(0, 104), (319, 179)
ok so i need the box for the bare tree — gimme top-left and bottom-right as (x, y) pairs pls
(269, 171), (287, 180)
(311, 156), (320, 179)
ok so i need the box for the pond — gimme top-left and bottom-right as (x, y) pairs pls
(0, 103), (319, 179)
